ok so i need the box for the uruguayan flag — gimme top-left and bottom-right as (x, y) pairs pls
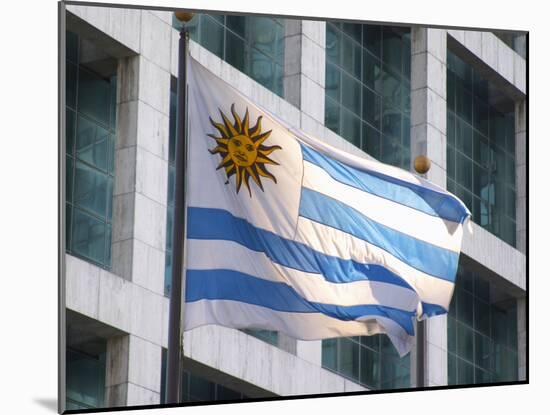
(184, 57), (471, 356)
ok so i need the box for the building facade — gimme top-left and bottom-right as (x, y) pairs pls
(61, 3), (527, 411)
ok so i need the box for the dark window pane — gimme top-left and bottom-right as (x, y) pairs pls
(447, 72), (456, 111)
(382, 28), (402, 74)
(457, 358), (474, 385)
(169, 90), (177, 164)
(456, 152), (472, 191)
(226, 15), (245, 37)
(457, 288), (474, 328)
(66, 203), (73, 250)
(326, 23), (341, 65)
(340, 109), (361, 148)
(66, 62), (78, 110)
(342, 23), (362, 43)
(381, 65), (401, 109)
(325, 63), (341, 102)
(448, 354), (457, 385)
(342, 35), (362, 79)
(341, 71), (361, 115)
(71, 207), (106, 265)
(76, 116), (110, 172)
(200, 15), (224, 58)
(74, 161), (108, 219)
(322, 339), (338, 371)
(402, 33), (411, 80)
(78, 67), (111, 126)
(363, 122), (381, 159)
(105, 225), (112, 267)
(382, 107), (401, 140)
(338, 338), (359, 380)
(505, 113), (516, 154)
(66, 109), (76, 155)
(67, 31), (79, 63)
(362, 86), (380, 126)
(216, 384), (241, 401)
(325, 97), (340, 134)
(189, 373), (215, 401)
(475, 298), (491, 336)
(475, 334), (493, 372)
(66, 155), (74, 202)
(363, 25), (382, 58)
(473, 97), (489, 136)
(360, 347), (379, 388)
(381, 134), (401, 167)
(447, 146), (455, 181)
(457, 322), (474, 363)
(448, 317), (457, 354)
(225, 30), (246, 72)
(361, 335), (380, 352)
(402, 115), (410, 150)
(362, 49), (381, 90)
(249, 49), (275, 91)
(249, 17), (283, 61)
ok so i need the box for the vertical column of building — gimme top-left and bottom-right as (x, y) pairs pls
(515, 98), (527, 381)
(283, 19), (326, 135)
(278, 19), (326, 366)
(107, 10), (172, 406)
(410, 28), (448, 387)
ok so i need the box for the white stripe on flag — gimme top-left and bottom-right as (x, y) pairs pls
(187, 239), (419, 311)
(302, 161), (463, 253)
(184, 299), (414, 356)
(294, 216), (456, 310)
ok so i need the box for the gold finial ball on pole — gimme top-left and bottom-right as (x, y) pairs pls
(414, 155), (431, 175)
(174, 11), (195, 22)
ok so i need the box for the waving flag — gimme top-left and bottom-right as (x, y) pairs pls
(183, 57), (471, 356)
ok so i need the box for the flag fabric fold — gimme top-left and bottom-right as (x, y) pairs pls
(183, 56), (471, 356)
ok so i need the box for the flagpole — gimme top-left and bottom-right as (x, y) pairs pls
(166, 11), (194, 405)
(412, 154), (430, 388)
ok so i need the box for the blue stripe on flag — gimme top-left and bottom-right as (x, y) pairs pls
(187, 207), (415, 290)
(301, 144), (469, 224)
(299, 188), (459, 282)
(186, 268), (415, 335)
(421, 302), (448, 317)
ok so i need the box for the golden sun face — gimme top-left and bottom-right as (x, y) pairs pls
(208, 104), (282, 196)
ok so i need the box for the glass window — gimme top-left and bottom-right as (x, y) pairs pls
(180, 13), (285, 98)
(325, 23), (411, 170)
(65, 31), (116, 269)
(322, 334), (410, 390)
(447, 50), (516, 246)
(160, 349), (248, 404)
(448, 264), (519, 385)
(66, 348), (106, 410)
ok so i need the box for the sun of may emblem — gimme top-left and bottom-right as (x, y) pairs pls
(207, 104), (282, 196)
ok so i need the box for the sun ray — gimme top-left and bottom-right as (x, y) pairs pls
(220, 109), (239, 136)
(257, 145), (282, 156)
(246, 166), (264, 191)
(209, 118), (229, 137)
(253, 131), (272, 147)
(256, 163), (277, 183)
(225, 164), (236, 178)
(216, 153), (232, 169)
(230, 104), (242, 132)
(243, 171), (252, 196)
(255, 155), (279, 165)
(249, 116), (263, 138)
(235, 166), (244, 193)
(207, 105), (281, 196)
(242, 108), (250, 136)
(208, 146), (227, 155)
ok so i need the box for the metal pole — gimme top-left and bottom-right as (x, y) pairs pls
(166, 25), (189, 405)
